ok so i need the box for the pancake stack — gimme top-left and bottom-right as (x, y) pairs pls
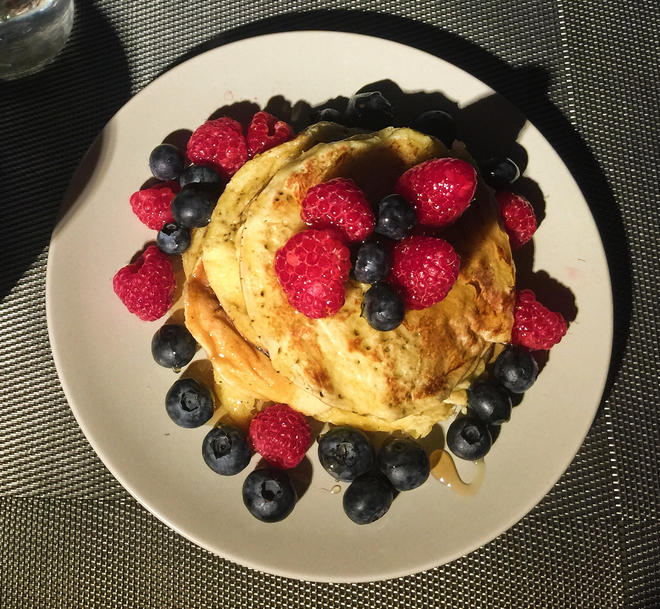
(182, 123), (515, 438)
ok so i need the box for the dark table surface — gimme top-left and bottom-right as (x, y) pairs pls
(1, 1), (658, 607)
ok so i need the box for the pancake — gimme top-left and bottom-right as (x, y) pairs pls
(182, 122), (355, 344)
(237, 127), (515, 429)
(184, 257), (468, 436)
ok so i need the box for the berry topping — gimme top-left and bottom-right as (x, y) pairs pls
(496, 191), (537, 249)
(482, 156), (521, 187)
(512, 289), (567, 350)
(493, 346), (539, 393)
(345, 91), (394, 130)
(291, 279), (346, 320)
(312, 107), (343, 123)
(374, 194), (417, 240)
(157, 222), (191, 255)
(318, 427), (374, 482)
(395, 157), (477, 227)
(129, 182), (179, 230)
(179, 164), (223, 188)
(202, 424), (253, 476)
(466, 380), (512, 425)
(112, 245), (176, 321)
(343, 471), (394, 525)
(413, 110), (457, 148)
(390, 235), (460, 310)
(353, 241), (390, 284)
(165, 378), (214, 428)
(361, 283), (405, 331)
(446, 416), (492, 460)
(248, 403), (312, 469)
(246, 111), (294, 157)
(242, 468), (296, 523)
(171, 183), (220, 228)
(186, 117), (248, 180)
(378, 437), (430, 491)
(301, 177), (375, 243)
(274, 228), (351, 318)
(149, 143), (184, 181)
(150, 323), (197, 369)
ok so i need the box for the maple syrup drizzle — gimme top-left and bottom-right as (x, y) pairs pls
(429, 449), (485, 496)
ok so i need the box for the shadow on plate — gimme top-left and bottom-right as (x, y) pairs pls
(210, 80), (574, 379)
(36, 11), (630, 422)
(161, 9), (630, 410)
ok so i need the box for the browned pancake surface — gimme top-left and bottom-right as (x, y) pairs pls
(238, 128), (515, 425)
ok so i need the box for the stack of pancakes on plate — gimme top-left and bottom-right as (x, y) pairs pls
(182, 123), (515, 438)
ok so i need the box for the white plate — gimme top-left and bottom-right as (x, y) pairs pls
(46, 31), (612, 582)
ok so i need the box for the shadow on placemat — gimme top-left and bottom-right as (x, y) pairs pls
(0, 2), (131, 300)
(162, 9), (631, 408)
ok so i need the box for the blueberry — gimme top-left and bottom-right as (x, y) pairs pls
(361, 283), (404, 332)
(312, 107), (343, 123)
(242, 468), (296, 523)
(481, 156), (521, 187)
(343, 471), (394, 525)
(202, 424), (252, 475)
(378, 437), (430, 491)
(493, 346), (539, 393)
(149, 143), (184, 181)
(353, 242), (390, 284)
(179, 164), (223, 188)
(345, 91), (394, 130)
(375, 194), (417, 240)
(171, 184), (219, 228)
(157, 222), (191, 255)
(446, 416), (492, 460)
(413, 110), (457, 148)
(467, 379), (512, 425)
(318, 427), (374, 482)
(151, 324), (197, 369)
(165, 378), (214, 428)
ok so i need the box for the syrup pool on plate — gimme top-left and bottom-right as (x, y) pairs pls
(429, 449), (485, 497)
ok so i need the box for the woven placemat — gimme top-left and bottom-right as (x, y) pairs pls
(1, 0), (658, 607)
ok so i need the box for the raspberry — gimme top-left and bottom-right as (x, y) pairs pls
(511, 289), (567, 350)
(301, 177), (375, 243)
(186, 117), (248, 180)
(274, 228), (350, 318)
(246, 111), (294, 157)
(248, 403), (312, 469)
(113, 246), (176, 321)
(395, 157), (477, 227)
(390, 235), (460, 310)
(291, 279), (346, 319)
(497, 191), (537, 249)
(129, 182), (179, 230)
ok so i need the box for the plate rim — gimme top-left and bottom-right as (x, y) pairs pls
(46, 29), (614, 583)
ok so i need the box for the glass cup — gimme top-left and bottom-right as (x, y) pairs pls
(0, 0), (74, 80)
